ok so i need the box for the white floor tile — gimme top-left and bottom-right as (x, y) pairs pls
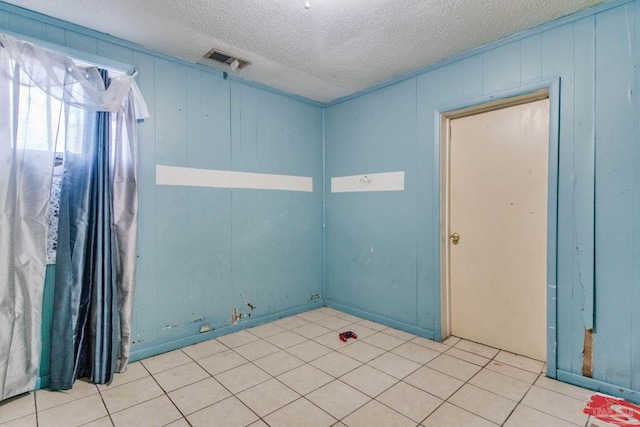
(404, 367), (464, 400)
(233, 339), (280, 361)
(163, 419), (190, 427)
(367, 352), (421, 379)
(446, 347), (491, 366)
(247, 322), (288, 338)
(264, 398), (337, 427)
(494, 350), (545, 374)
(340, 365), (398, 398)
(187, 396), (258, 427)
(469, 368), (531, 401)
(153, 361), (210, 392)
(342, 400), (415, 427)
(426, 354), (482, 382)
(442, 336), (461, 347)
(286, 340), (333, 362)
(313, 316), (352, 331)
(534, 375), (594, 400)
(38, 394), (107, 427)
(214, 363), (271, 394)
(421, 402), (498, 427)
(391, 342), (441, 364)
(454, 339), (500, 359)
(82, 416), (114, 426)
(140, 350), (191, 375)
(110, 395), (183, 427)
(315, 307), (345, 316)
(334, 312), (363, 323)
(448, 383), (517, 425)
(265, 331), (308, 349)
(292, 323), (332, 339)
(521, 385), (589, 425)
(36, 379), (98, 411)
(97, 362), (149, 391)
(383, 328), (417, 341)
(362, 332), (407, 351)
(310, 352), (363, 378)
(216, 330), (260, 348)
(0, 393), (35, 424)
(167, 377), (231, 415)
(180, 338), (227, 360)
(277, 364), (334, 395)
(197, 349), (247, 376)
(413, 337), (450, 353)
(504, 404), (580, 427)
(376, 382), (443, 423)
(253, 350), (305, 376)
(297, 310), (330, 323)
(236, 378), (299, 417)
(100, 376), (164, 413)
(485, 360), (539, 383)
(306, 380), (371, 420)
(273, 316), (310, 330)
(0, 414), (37, 427)
(338, 341), (386, 363)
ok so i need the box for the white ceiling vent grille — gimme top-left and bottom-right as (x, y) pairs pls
(203, 48), (250, 70)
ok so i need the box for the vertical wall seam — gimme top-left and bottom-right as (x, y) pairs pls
(229, 80), (234, 295)
(322, 108), (326, 302)
(592, 11), (598, 335)
(415, 77), (419, 326)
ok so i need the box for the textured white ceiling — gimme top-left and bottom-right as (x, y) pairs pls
(4, 0), (608, 103)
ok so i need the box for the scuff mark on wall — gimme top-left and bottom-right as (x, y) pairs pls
(199, 324), (213, 333)
(162, 325), (178, 330)
(310, 293), (321, 301)
(231, 308), (242, 325)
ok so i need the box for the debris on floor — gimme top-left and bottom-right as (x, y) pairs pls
(338, 330), (357, 342)
(584, 392), (640, 426)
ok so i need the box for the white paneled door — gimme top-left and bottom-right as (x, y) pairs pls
(447, 98), (549, 362)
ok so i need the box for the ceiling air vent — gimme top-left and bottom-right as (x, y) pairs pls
(203, 48), (250, 70)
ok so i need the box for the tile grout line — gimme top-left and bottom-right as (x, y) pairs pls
(28, 310), (591, 427)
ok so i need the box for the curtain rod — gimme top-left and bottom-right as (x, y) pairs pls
(1, 30), (136, 76)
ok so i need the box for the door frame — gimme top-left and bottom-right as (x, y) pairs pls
(435, 79), (561, 377)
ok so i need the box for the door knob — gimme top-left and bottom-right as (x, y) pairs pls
(450, 232), (460, 244)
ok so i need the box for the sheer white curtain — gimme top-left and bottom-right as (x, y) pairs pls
(0, 32), (148, 400)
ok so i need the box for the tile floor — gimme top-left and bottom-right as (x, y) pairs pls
(0, 307), (617, 427)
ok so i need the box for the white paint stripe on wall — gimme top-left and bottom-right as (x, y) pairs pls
(331, 171), (405, 193)
(156, 165), (313, 192)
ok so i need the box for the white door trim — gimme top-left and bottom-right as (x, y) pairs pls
(436, 80), (561, 376)
(440, 89), (549, 340)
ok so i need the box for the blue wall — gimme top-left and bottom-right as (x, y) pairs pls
(2, 0), (639, 402)
(0, 2), (324, 373)
(324, 0), (639, 402)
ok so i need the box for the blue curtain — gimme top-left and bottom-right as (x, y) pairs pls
(49, 69), (119, 390)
